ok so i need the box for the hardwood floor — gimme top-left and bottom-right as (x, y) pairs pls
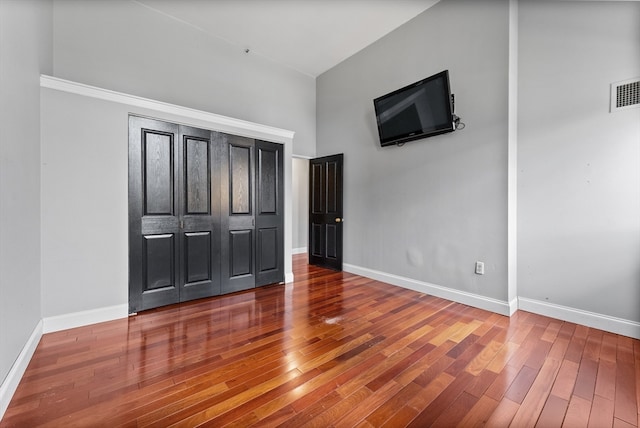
(2, 255), (639, 427)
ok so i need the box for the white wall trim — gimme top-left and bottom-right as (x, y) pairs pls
(0, 320), (43, 420)
(285, 272), (295, 284)
(292, 247), (307, 255)
(518, 297), (640, 340)
(43, 304), (128, 334)
(40, 75), (295, 144)
(344, 263), (513, 316)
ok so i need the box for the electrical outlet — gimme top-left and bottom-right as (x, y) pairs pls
(475, 261), (485, 275)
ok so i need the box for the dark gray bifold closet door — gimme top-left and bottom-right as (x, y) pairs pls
(218, 133), (256, 294)
(217, 133), (285, 294)
(128, 116), (220, 313)
(255, 139), (284, 287)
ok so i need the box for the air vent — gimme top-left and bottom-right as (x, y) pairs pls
(610, 78), (640, 112)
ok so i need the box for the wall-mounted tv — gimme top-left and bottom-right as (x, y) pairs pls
(374, 70), (455, 147)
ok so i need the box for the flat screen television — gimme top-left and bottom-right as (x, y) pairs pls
(373, 70), (455, 147)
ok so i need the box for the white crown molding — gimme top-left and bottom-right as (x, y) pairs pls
(39, 75), (295, 144)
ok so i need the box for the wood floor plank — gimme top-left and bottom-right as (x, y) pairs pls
(485, 361), (527, 401)
(505, 365), (539, 404)
(536, 394), (569, 428)
(614, 344), (638, 425)
(552, 359), (580, 401)
(574, 357), (599, 401)
(364, 381), (423, 426)
(1, 254), (638, 428)
(407, 372), (455, 413)
(588, 394), (615, 428)
(613, 417), (637, 428)
(510, 356), (562, 426)
(456, 394), (500, 427)
(430, 390), (479, 427)
(333, 381), (404, 428)
(595, 359), (618, 401)
(406, 371), (475, 427)
(486, 340), (520, 374)
(542, 321), (563, 343)
(466, 339), (505, 376)
(465, 369), (498, 398)
(484, 397), (520, 427)
(563, 394), (592, 427)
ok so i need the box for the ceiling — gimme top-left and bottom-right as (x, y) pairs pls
(134, 0), (441, 77)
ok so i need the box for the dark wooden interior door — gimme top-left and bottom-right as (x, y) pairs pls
(129, 116), (220, 313)
(178, 125), (221, 302)
(219, 133), (257, 294)
(129, 117), (179, 312)
(255, 140), (284, 287)
(308, 154), (344, 271)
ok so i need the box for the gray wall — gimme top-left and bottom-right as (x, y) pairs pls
(40, 90), (129, 318)
(317, 0), (510, 302)
(52, 0), (316, 158)
(518, 1), (640, 322)
(292, 158), (309, 251)
(317, 0), (640, 329)
(0, 0), (51, 385)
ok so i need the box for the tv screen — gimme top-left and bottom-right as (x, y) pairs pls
(374, 70), (454, 147)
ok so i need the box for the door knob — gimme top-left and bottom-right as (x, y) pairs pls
(335, 218), (342, 223)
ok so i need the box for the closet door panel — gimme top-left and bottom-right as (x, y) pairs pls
(178, 126), (220, 302)
(143, 234), (176, 291)
(184, 231), (211, 284)
(130, 118), (221, 312)
(129, 117), (180, 312)
(230, 229), (253, 277)
(143, 131), (174, 215)
(258, 228), (278, 271)
(255, 140), (284, 286)
(218, 133), (256, 294)
(230, 145), (251, 215)
(184, 137), (210, 215)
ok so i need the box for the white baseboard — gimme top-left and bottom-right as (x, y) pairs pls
(285, 272), (295, 284)
(43, 304), (128, 334)
(0, 320), (43, 421)
(344, 263), (513, 316)
(292, 247), (307, 255)
(344, 264), (640, 338)
(518, 297), (640, 340)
